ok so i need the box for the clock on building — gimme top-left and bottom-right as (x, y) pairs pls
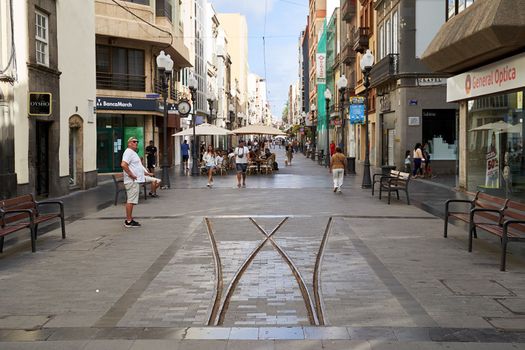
(177, 100), (191, 116)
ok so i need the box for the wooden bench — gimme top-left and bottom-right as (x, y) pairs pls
(372, 169), (398, 196)
(112, 174), (147, 206)
(469, 199), (525, 271)
(0, 194), (65, 253)
(377, 170), (411, 205)
(444, 191), (508, 238)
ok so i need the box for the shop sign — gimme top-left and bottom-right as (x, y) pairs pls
(409, 99), (418, 106)
(28, 92), (52, 116)
(330, 119), (342, 126)
(96, 97), (158, 112)
(447, 52), (525, 102)
(316, 53), (326, 84)
(418, 77), (446, 86)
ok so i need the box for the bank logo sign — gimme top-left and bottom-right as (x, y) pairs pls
(28, 92), (52, 116)
(447, 52), (524, 102)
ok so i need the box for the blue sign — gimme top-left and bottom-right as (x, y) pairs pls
(349, 104), (365, 124)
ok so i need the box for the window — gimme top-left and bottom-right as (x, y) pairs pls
(378, 25), (384, 59)
(447, 0), (475, 21)
(96, 45), (145, 91)
(385, 18), (391, 55)
(124, 0), (150, 4)
(35, 10), (49, 66)
(392, 11), (398, 54)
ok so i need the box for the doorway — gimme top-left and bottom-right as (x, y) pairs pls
(35, 121), (50, 196)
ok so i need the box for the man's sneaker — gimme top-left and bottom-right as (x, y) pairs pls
(124, 220), (141, 228)
(207, 183), (211, 187)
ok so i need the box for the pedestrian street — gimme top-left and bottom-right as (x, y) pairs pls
(0, 149), (524, 350)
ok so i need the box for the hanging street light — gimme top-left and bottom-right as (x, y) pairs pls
(324, 88), (332, 167)
(187, 73), (200, 176)
(156, 50), (174, 189)
(359, 49), (375, 188)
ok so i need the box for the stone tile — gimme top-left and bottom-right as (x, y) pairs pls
(321, 339), (372, 350)
(227, 340), (275, 350)
(130, 339), (181, 350)
(179, 340), (228, 350)
(1, 329), (54, 342)
(258, 327), (304, 340)
(485, 317), (525, 331)
(46, 327), (98, 341)
(139, 327), (186, 340)
(229, 328), (259, 340)
(83, 340), (135, 350)
(185, 327), (231, 340)
(274, 340), (322, 350)
(303, 327), (350, 340)
(0, 316), (52, 330)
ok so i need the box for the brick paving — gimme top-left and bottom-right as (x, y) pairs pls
(0, 149), (524, 349)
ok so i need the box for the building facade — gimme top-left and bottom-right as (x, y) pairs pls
(95, 0), (191, 173)
(0, 0), (97, 198)
(423, 0), (524, 200)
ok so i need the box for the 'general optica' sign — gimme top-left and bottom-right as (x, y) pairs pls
(447, 52), (525, 102)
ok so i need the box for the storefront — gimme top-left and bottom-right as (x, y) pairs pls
(96, 97), (179, 173)
(448, 52), (525, 201)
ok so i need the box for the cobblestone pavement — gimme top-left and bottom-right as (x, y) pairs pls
(1, 149), (525, 349)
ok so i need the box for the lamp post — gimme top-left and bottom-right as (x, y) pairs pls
(301, 111), (306, 154)
(337, 75), (353, 174)
(188, 73), (200, 176)
(156, 50), (174, 189)
(360, 49), (375, 188)
(324, 88), (332, 167)
(207, 89), (216, 146)
(310, 103), (317, 160)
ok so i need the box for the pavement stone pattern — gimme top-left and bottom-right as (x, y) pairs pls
(1, 148), (525, 348)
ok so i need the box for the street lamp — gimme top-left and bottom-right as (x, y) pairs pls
(324, 88), (332, 167)
(188, 73), (200, 176)
(360, 49), (375, 188)
(337, 74), (353, 174)
(156, 50), (174, 189)
(310, 103), (317, 160)
(207, 89), (216, 146)
(301, 111), (306, 154)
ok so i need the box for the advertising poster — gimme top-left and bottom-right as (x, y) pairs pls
(349, 104), (364, 124)
(485, 131), (500, 188)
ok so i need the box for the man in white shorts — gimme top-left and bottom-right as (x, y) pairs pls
(143, 166), (161, 197)
(121, 137), (145, 228)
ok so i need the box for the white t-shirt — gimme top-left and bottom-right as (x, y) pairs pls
(203, 152), (216, 167)
(215, 155), (224, 166)
(122, 148), (145, 184)
(235, 146), (249, 164)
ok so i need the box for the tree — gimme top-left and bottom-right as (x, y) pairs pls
(281, 103), (289, 124)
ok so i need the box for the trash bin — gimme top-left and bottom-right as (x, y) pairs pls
(381, 165), (396, 175)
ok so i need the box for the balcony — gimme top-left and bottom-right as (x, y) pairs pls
(342, 41), (356, 65)
(352, 27), (369, 53)
(369, 54), (399, 88)
(97, 72), (146, 91)
(341, 0), (356, 22)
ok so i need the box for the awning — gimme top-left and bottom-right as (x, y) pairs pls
(172, 123), (233, 136)
(232, 124), (286, 135)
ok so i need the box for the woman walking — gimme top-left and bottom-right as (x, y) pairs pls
(412, 143), (425, 178)
(203, 144), (217, 187)
(330, 147), (347, 193)
(285, 143), (294, 166)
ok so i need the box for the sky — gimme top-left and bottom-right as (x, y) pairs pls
(210, 0), (309, 120)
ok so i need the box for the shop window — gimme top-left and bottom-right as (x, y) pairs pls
(422, 109), (457, 161)
(467, 91), (525, 201)
(447, 0), (476, 21)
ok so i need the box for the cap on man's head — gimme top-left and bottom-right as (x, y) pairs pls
(127, 137), (138, 143)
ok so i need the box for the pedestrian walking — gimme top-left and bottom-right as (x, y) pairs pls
(203, 144), (217, 187)
(422, 142), (432, 178)
(329, 140), (336, 156)
(285, 143), (293, 166)
(234, 140), (250, 188)
(180, 140), (190, 171)
(145, 140), (157, 174)
(330, 146), (347, 193)
(121, 137), (144, 227)
(412, 143), (425, 178)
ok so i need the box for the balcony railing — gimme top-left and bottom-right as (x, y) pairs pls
(370, 53), (399, 88)
(341, 0), (356, 22)
(352, 27), (370, 53)
(342, 41), (356, 65)
(96, 72), (146, 91)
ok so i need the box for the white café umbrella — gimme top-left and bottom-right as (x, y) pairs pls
(232, 124), (286, 135)
(469, 120), (512, 132)
(172, 123), (233, 136)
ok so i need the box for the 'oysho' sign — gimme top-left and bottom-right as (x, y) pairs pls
(447, 52), (525, 102)
(28, 92), (52, 116)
